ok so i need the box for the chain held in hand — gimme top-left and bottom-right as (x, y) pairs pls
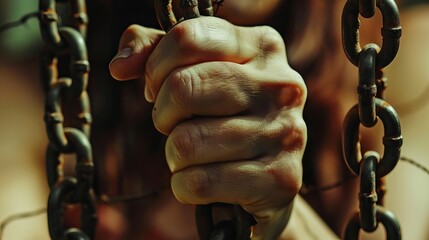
(154, 1), (256, 239)
(341, 0), (402, 239)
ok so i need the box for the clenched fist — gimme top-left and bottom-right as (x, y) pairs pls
(109, 17), (307, 239)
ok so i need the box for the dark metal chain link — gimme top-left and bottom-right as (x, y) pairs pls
(341, 0), (402, 239)
(154, 1), (255, 239)
(39, 0), (96, 239)
(1, 0), (426, 239)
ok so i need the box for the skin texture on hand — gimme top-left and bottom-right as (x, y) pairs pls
(109, 17), (307, 239)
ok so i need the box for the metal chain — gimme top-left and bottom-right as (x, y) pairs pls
(39, 0), (97, 239)
(341, 0), (402, 239)
(154, 1), (255, 239)
(1, 0), (427, 239)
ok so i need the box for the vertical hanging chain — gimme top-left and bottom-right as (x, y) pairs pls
(341, 0), (402, 239)
(39, 0), (97, 239)
(154, 1), (255, 239)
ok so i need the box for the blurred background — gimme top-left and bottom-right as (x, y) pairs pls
(0, 0), (428, 239)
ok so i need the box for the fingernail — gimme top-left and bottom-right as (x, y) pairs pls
(144, 86), (154, 102)
(109, 48), (133, 65)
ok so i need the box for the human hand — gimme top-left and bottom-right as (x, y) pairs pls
(109, 17), (307, 239)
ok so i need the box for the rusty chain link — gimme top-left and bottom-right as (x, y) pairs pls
(342, 0), (401, 69)
(341, 0), (402, 239)
(2, 0), (428, 239)
(154, 1), (255, 239)
(39, 0), (96, 239)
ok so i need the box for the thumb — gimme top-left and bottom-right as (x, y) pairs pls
(109, 24), (165, 81)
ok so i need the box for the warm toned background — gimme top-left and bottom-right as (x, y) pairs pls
(0, 1), (428, 239)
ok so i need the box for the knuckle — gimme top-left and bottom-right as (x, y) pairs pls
(170, 123), (200, 163)
(269, 81), (307, 110)
(296, 80), (308, 106)
(263, 112), (307, 152)
(120, 24), (146, 55)
(292, 118), (308, 150)
(282, 116), (307, 152)
(169, 69), (200, 107)
(170, 20), (200, 52)
(265, 159), (302, 196)
(255, 26), (285, 54)
(170, 18), (234, 54)
(185, 168), (211, 198)
(121, 24), (151, 50)
(292, 80), (307, 106)
(173, 168), (212, 202)
(288, 72), (307, 103)
(123, 24), (142, 36)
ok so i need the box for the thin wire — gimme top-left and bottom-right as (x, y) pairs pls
(301, 155), (429, 195)
(0, 186), (170, 239)
(99, 186), (170, 204)
(0, 12), (40, 34)
(0, 208), (47, 240)
(400, 156), (429, 175)
(0, 156), (426, 238)
(299, 176), (357, 195)
(1, 2), (428, 238)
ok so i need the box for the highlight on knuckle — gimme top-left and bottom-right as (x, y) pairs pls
(277, 81), (307, 109)
(288, 75), (307, 107)
(124, 24), (141, 36)
(297, 81), (308, 107)
(171, 20), (201, 52)
(121, 24), (150, 61)
(294, 121), (307, 150)
(282, 116), (307, 152)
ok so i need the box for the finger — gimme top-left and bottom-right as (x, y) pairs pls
(170, 152), (302, 234)
(165, 114), (306, 173)
(109, 24), (165, 81)
(145, 17), (287, 101)
(171, 152), (302, 206)
(152, 62), (253, 134)
(152, 62), (305, 134)
(251, 204), (293, 240)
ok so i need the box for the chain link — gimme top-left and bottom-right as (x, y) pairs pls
(69, 0), (89, 38)
(359, 0), (376, 18)
(343, 98), (402, 178)
(342, 0), (401, 68)
(358, 45), (378, 127)
(341, 0), (403, 238)
(39, 0), (96, 239)
(155, 0), (214, 31)
(2, 0), (427, 239)
(344, 206), (401, 239)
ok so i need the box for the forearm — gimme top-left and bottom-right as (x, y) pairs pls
(280, 195), (339, 240)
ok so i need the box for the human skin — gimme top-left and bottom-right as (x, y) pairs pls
(174, 0), (283, 25)
(109, 15), (307, 239)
